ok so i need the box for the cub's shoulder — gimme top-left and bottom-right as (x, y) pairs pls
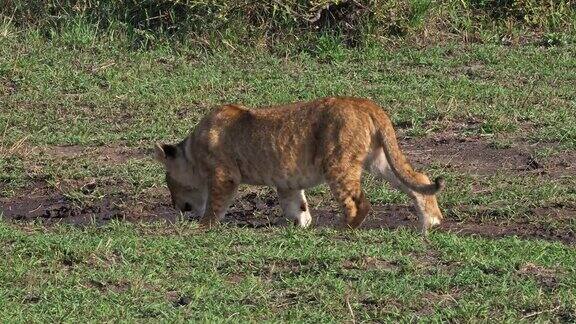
(206, 104), (252, 122)
(310, 97), (380, 118)
(326, 96), (379, 108)
(215, 104), (249, 115)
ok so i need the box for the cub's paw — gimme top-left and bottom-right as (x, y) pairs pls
(429, 216), (442, 227)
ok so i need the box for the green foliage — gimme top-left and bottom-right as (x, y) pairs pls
(313, 33), (349, 62)
(409, 0), (433, 28)
(1, 0), (574, 48)
(464, 0), (575, 28)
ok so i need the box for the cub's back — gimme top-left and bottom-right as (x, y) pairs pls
(201, 98), (378, 185)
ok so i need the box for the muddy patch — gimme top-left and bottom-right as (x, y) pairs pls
(165, 291), (192, 307)
(87, 279), (131, 293)
(517, 262), (564, 291)
(2, 184), (574, 244)
(0, 183), (124, 225)
(342, 256), (400, 272)
(402, 133), (575, 177)
(315, 205), (576, 244)
(2, 134), (575, 244)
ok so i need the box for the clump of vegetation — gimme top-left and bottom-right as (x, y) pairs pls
(1, 0), (574, 49)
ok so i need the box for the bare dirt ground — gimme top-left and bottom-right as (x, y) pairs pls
(2, 132), (575, 244)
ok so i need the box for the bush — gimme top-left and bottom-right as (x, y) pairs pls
(1, 0), (575, 48)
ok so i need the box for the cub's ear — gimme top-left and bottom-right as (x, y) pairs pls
(154, 143), (177, 162)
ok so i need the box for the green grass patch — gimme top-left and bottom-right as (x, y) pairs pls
(2, 35), (575, 148)
(1, 222), (575, 322)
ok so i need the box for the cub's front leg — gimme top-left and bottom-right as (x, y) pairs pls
(277, 188), (312, 228)
(199, 169), (239, 228)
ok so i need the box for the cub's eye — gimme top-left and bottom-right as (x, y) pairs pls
(183, 203), (192, 212)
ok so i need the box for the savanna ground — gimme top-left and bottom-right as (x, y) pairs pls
(1, 22), (576, 321)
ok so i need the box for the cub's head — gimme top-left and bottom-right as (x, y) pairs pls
(154, 143), (207, 216)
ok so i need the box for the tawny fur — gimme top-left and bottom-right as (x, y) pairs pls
(155, 97), (444, 234)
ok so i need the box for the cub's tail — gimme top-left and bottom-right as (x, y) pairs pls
(371, 111), (445, 195)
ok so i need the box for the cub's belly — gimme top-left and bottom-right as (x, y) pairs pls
(241, 172), (324, 189)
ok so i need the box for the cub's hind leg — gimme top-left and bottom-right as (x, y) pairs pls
(277, 189), (312, 228)
(327, 166), (371, 229)
(368, 148), (442, 235)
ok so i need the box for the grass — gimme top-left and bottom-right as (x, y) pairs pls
(1, 222), (575, 322)
(2, 39), (575, 149)
(2, 32), (575, 208)
(1, 25), (576, 321)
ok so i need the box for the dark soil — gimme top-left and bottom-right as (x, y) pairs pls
(2, 184), (574, 244)
(1, 133), (574, 244)
(402, 132), (575, 177)
(0, 185), (124, 226)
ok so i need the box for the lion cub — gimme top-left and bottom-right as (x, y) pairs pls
(155, 97), (444, 234)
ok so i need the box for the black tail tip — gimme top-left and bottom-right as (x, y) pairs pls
(434, 177), (446, 191)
